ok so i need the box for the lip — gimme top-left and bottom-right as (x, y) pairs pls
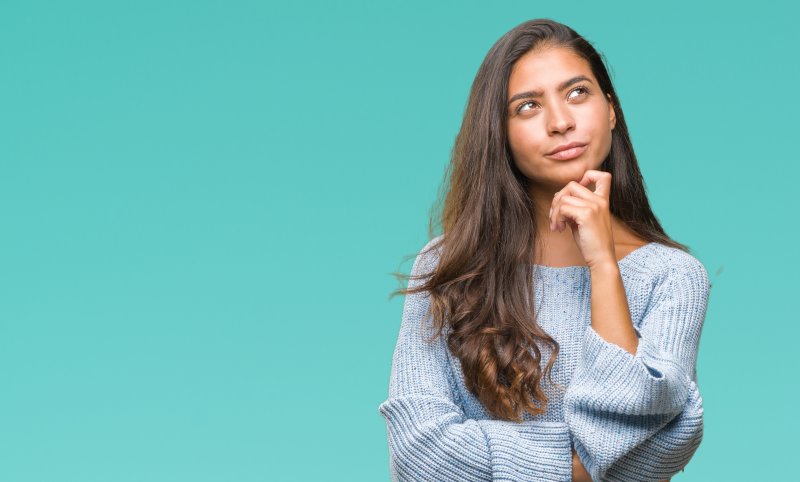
(546, 142), (588, 161)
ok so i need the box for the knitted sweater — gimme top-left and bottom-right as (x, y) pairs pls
(378, 235), (710, 482)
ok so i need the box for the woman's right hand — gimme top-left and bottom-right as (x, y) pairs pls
(571, 449), (592, 482)
(572, 448), (672, 482)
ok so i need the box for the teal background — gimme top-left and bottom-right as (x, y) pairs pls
(1, 1), (795, 480)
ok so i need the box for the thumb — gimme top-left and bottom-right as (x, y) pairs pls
(578, 170), (611, 199)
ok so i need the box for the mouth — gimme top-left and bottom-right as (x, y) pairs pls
(546, 143), (588, 161)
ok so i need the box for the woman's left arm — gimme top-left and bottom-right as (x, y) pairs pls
(550, 170), (710, 481)
(564, 259), (709, 482)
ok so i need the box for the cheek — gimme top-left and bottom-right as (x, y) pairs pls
(507, 129), (536, 174)
(507, 124), (522, 152)
(583, 111), (613, 160)
(508, 123), (543, 158)
(593, 117), (614, 158)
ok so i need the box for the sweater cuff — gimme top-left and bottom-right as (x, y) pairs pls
(477, 420), (572, 482)
(579, 324), (691, 415)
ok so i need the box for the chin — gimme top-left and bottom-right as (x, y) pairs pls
(557, 159), (593, 175)
(545, 162), (599, 187)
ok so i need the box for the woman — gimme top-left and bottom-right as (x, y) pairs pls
(378, 18), (709, 482)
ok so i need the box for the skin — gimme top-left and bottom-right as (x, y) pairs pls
(506, 46), (669, 482)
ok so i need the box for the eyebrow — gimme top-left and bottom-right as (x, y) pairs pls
(507, 75), (593, 106)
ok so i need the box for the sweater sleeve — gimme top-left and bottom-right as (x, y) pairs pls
(563, 255), (710, 482)
(601, 379), (704, 481)
(377, 238), (573, 482)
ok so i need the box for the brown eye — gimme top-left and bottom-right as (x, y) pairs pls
(516, 101), (539, 114)
(569, 86), (590, 100)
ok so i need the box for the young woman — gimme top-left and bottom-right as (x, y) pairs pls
(378, 18), (710, 482)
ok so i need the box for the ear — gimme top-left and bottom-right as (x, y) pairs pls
(606, 93), (616, 130)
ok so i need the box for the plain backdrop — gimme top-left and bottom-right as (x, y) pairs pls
(1, 1), (796, 480)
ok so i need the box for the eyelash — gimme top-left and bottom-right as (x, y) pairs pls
(516, 85), (591, 114)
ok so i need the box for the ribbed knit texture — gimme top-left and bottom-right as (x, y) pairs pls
(378, 235), (710, 481)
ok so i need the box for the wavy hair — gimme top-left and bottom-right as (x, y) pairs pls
(392, 18), (689, 422)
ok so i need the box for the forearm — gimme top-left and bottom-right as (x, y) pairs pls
(588, 261), (639, 355)
(571, 449), (591, 482)
(567, 256), (708, 481)
(573, 449), (671, 482)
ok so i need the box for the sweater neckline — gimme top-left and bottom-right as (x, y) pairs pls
(531, 241), (657, 272)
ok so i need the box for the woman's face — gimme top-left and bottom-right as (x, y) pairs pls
(506, 46), (616, 192)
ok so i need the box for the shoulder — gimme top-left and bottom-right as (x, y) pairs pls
(637, 242), (712, 302)
(411, 234), (445, 275)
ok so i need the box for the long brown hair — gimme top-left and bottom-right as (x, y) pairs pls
(391, 18), (690, 422)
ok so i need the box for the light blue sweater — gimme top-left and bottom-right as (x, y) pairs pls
(378, 236), (710, 482)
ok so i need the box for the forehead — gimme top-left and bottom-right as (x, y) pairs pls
(508, 47), (594, 92)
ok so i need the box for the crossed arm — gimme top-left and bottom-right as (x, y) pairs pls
(572, 450), (670, 482)
(564, 256), (709, 481)
(379, 240), (707, 481)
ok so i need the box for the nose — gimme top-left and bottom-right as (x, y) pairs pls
(546, 103), (575, 135)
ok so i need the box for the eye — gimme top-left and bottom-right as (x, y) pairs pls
(516, 100), (539, 114)
(569, 85), (591, 100)
(515, 85), (592, 114)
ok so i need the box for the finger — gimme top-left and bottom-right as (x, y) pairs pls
(550, 189), (572, 231)
(555, 202), (589, 232)
(551, 182), (596, 231)
(559, 180), (598, 203)
(578, 170), (595, 192)
(551, 186), (589, 229)
(578, 170), (612, 199)
(552, 195), (583, 231)
(550, 190), (561, 231)
(556, 195), (590, 231)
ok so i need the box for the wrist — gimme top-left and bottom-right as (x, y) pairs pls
(589, 258), (619, 276)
